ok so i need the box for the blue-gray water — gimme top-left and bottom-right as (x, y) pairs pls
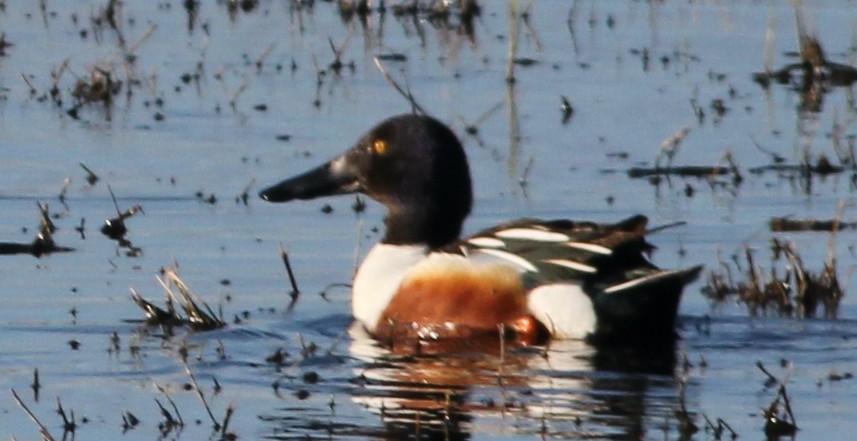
(2, 1), (857, 439)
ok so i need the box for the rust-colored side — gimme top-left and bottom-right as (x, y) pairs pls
(373, 260), (545, 345)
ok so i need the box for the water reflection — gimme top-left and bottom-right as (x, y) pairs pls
(346, 326), (687, 440)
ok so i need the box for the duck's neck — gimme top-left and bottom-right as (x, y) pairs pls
(382, 204), (466, 249)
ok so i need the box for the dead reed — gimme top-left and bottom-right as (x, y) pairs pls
(130, 265), (226, 331)
(702, 235), (844, 319)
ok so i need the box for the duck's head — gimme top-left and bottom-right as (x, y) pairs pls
(260, 114), (473, 249)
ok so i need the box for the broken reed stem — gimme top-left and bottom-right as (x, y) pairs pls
(327, 36), (341, 61)
(107, 184), (122, 217)
(31, 368), (40, 400)
(764, 0), (777, 73)
(21, 73), (37, 95)
(505, 0), (519, 83)
(128, 24), (157, 54)
(183, 362), (220, 429)
(372, 56), (426, 115)
(11, 388), (56, 441)
(79, 162), (98, 181)
(220, 404), (235, 438)
(278, 242), (300, 299)
(155, 385), (184, 425)
(828, 200), (846, 261)
(718, 418), (737, 438)
(780, 384), (797, 427)
(756, 360), (778, 384)
(255, 42), (277, 72)
(229, 78), (250, 112)
(157, 269), (224, 327)
(519, 155), (534, 187)
(55, 397), (76, 432)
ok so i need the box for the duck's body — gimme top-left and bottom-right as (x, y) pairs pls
(260, 114), (701, 347)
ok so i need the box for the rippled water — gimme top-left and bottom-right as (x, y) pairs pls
(2, 0), (857, 439)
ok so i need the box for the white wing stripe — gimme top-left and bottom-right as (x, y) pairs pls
(467, 237), (506, 248)
(494, 228), (569, 242)
(603, 268), (686, 294)
(475, 248), (538, 272)
(543, 258), (597, 273)
(565, 242), (612, 255)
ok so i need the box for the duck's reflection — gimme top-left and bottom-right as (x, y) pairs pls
(347, 325), (689, 440)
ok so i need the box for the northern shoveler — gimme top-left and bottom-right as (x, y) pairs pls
(260, 114), (702, 347)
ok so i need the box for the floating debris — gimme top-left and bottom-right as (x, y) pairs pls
(627, 165), (731, 179)
(79, 162), (100, 186)
(657, 126), (692, 168)
(0, 202), (74, 257)
(753, 36), (857, 90)
(769, 217), (857, 232)
(0, 32), (13, 57)
(376, 53), (407, 62)
(560, 95), (574, 124)
(196, 190), (218, 205)
(121, 411), (139, 432)
(101, 186), (142, 240)
(748, 154), (844, 176)
(31, 368), (40, 402)
(68, 67), (123, 119)
(627, 132), (743, 190)
(236, 178), (255, 206)
(101, 186), (143, 256)
(101, 202), (142, 237)
(265, 347), (288, 365)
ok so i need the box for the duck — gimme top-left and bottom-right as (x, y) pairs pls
(259, 113), (702, 347)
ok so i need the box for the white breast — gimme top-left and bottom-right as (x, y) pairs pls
(351, 243), (427, 332)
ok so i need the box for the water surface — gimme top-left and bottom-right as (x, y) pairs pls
(2, 1), (857, 439)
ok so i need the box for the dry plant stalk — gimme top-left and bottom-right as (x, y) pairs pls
(11, 389), (56, 441)
(702, 234), (844, 319)
(159, 268), (226, 330)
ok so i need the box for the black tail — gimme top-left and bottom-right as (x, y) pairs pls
(590, 265), (702, 347)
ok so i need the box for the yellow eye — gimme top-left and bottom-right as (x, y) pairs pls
(372, 139), (388, 155)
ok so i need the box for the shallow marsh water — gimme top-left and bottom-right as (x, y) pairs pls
(2, 0), (857, 439)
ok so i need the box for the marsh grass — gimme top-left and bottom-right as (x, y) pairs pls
(702, 236), (844, 319)
(131, 265), (226, 331)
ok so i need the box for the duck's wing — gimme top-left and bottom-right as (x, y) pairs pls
(452, 215), (702, 343)
(453, 215), (659, 285)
